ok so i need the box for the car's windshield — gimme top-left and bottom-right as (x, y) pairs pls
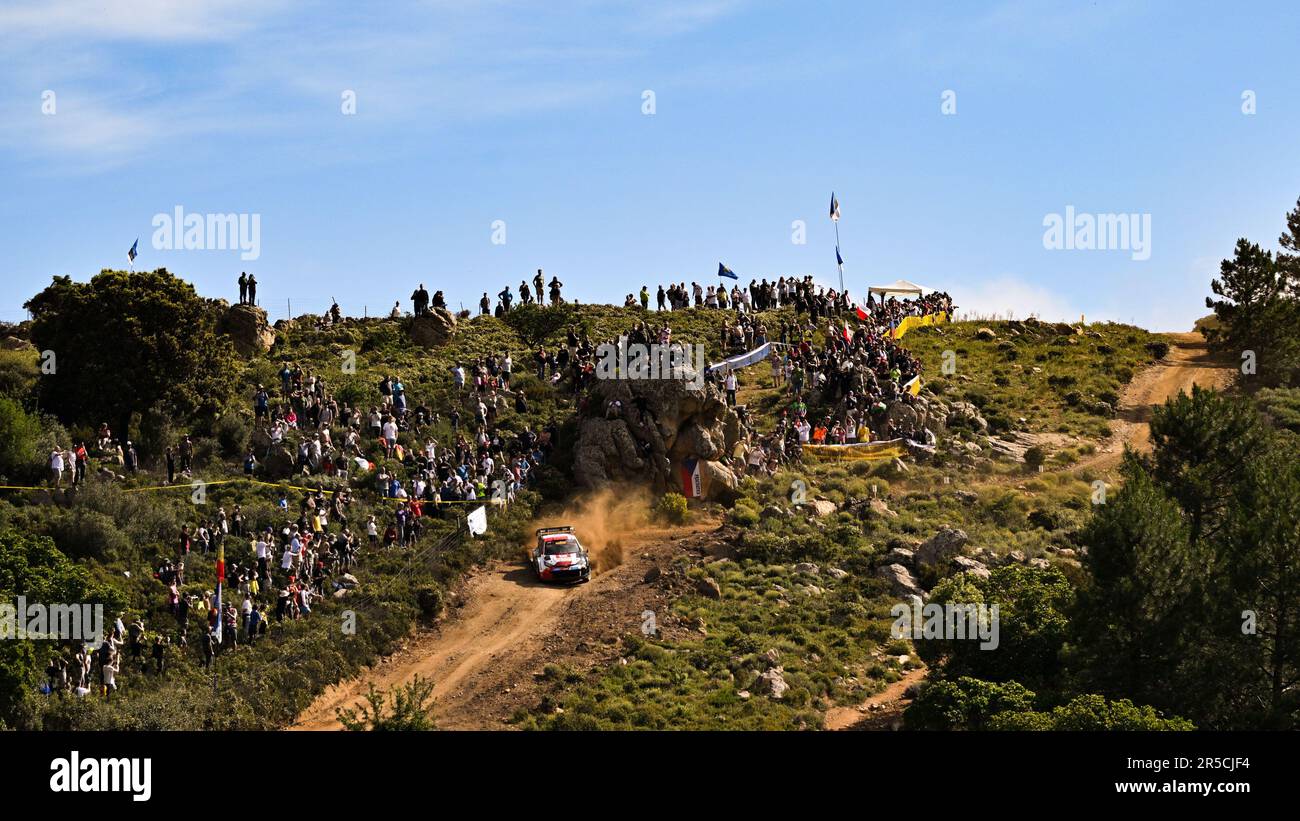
(543, 538), (578, 555)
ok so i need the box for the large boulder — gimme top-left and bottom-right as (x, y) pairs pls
(573, 364), (738, 498)
(755, 668), (789, 699)
(806, 499), (838, 518)
(220, 304), (276, 357)
(409, 308), (457, 348)
(951, 555), (991, 580)
(571, 416), (650, 488)
(262, 445), (295, 478)
(697, 459), (739, 503)
(884, 401), (920, 434)
(914, 527), (970, 569)
(1, 336), (34, 351)
(985, 431), (1042, 462)
(876, 563), (923, 598)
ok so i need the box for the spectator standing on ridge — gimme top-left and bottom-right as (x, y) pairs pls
(238, 272), (248, 305)
(247, 274), (257, 306)
(49, 449), (64, 488)
(533, 269), (545, 304)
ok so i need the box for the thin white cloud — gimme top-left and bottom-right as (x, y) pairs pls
(0, 0), (752, 167)
(0, 0), (284, 42)
(957, 275), (1083, 323)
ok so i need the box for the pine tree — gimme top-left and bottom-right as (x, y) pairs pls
(1205, 200), (1300, 385)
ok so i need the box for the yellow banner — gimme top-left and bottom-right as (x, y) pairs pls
(889, 311), (948, 340)
(802, 440), (907, 461)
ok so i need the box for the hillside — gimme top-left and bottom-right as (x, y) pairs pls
(0, 277), (1280, 732)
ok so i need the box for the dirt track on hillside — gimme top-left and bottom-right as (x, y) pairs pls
(292, 334), (1236, 732)
(291, 517), (722, 731)
(1074, 331), (1235, 473)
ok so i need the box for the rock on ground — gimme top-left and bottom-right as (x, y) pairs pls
(408, 308), (458, 348)
(876, 563), (923, 598)
(219, 304), (276, 357)
(915, 527), (970, 569)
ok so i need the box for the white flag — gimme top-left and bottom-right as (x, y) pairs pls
(467, 505), (488, 536)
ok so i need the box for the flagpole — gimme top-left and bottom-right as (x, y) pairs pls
(834, 219), (843, 295)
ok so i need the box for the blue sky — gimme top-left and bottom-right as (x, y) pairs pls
(2, 0), (1298, 329)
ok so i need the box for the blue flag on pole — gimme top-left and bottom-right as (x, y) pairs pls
(127, 238), (138, 263)
(836, 246), (844, 269)
(718, 263), (738, 280)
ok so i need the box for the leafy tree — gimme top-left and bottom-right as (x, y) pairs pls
(24, 269), (238, 447)
(990, 694), (1194, 731)
(502, 301), (583, 349)
(903, 676), (1037, 730)
(921, 565), (1073, 691)
(0, 347), (39, 402)
(0, 397), (40, 480)
(0, 529), (126, 728)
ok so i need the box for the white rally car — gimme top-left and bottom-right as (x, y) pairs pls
(530, 526), (591, 583)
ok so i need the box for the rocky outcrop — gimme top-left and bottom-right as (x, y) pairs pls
(915, 527), (970, 569)
(985, 431), (1042, 461)
(219, 303), (276, 357)
(805, 499), (838, 518)
(877, 563), (924, 598)
(572, 366), (740, 502)
(408, 308), (457, 348)
(946, 401), (988, 432)
(756, 667), (789, 699)
(951, 555), (991, 580)
(1, 336), (34, 351)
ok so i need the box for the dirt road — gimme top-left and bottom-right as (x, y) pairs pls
(824, 666), (927, 731)
(1074, 331), (1235, 473)
(291, 519), (722, 730)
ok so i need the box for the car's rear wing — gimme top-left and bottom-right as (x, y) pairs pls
(536, 526), (575, 537)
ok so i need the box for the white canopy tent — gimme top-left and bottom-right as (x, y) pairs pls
(867, 279), (934, 300)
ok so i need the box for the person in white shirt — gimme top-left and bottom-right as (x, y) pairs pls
(723, 371), (738, 406)
(49, 450), (65, 487)
(796, 420), (811, 443)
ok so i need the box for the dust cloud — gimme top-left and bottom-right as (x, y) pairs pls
(528, 485), (655, 574)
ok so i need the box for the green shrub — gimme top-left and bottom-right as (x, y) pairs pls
(0, 397), (40, 480)
(655, 492), (689, 525)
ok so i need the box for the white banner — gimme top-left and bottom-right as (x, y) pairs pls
(467, 505), (488, 536)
